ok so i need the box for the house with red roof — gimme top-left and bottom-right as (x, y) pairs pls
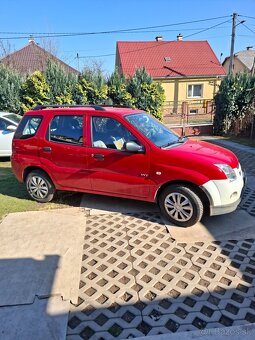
(116, 35), (226, 122)
(0, 38), (79, 75)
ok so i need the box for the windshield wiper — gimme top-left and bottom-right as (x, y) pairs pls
(161, 137), (187, 148)
(176, 136), (188, 143)
(160, 141), (176, 148)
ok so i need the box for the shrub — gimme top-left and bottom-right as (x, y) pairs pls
(214, 73), (255, 135)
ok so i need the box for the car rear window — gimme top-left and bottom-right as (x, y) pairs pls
(4, 113), (22, 124)
(14, 115), (42, 139)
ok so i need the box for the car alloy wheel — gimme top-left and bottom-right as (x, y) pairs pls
(27, 175), (49, 200)
(159, 184), (204, 227)
(164, 192), (193, 222)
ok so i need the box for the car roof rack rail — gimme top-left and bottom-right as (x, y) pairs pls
(99, 104), (132, 109)
(33, 104), (106, 111)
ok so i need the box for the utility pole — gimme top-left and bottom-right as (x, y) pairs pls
(229, 12), (237, 74)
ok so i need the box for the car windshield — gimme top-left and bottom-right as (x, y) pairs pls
(4, 113), (21, 124)
(125, 112), (182, 148)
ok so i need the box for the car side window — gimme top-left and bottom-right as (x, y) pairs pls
(49, 115), (83, 145)
(0, 118), (8, 131)
(14, 116), (42, 139)
(92, 116), (140, 150)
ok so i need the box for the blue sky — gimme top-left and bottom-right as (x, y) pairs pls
(1, 0), (255, 74)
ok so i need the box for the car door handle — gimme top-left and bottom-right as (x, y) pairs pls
(91, 153), (104, 160)
(42, 147), (52, 152)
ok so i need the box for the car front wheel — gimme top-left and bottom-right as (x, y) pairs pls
(159, 184), (204, 227)
(26, 170), (55, 203)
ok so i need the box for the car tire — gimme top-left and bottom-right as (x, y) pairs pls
(159, 184), (204, 227)
(26, 170), (55, 203)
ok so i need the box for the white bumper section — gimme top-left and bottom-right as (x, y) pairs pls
(201, 164), (245, 216)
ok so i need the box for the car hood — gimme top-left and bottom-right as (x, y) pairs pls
(166, 139), (238, 168)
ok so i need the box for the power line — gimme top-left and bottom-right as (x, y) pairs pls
(239, 15), (255, 20)
(0, 15), (231, 40)
(183, 19), (232, 38)
(239, 21), (255, 34)
(0, 25), (234, 36)
(78, 19), (232, 59)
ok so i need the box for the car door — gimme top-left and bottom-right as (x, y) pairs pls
(39, 114), (91, 191)
(0, 118), (15, 156)
(86, 115), (152, 199)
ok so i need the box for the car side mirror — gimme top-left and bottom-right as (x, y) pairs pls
(6, 125), (17, 132)
(125, 141), (145, 153)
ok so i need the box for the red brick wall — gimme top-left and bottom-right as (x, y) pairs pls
(170, 124), (213, 137)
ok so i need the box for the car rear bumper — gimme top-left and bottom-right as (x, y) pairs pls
(11, 155), (24, 182)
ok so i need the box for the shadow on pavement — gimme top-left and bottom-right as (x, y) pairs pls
(0, 256), (69, 339)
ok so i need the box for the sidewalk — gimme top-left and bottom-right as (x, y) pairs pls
(0, 208), (85, 340)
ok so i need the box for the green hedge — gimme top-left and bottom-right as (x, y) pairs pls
(0, 63), (165, 120)
(214, 73), (255, 135)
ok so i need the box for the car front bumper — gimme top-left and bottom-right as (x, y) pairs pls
(201, 163), (246, 217)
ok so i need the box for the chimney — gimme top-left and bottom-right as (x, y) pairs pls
(28, 35), (35, 44)
(155, 36), (163, 41)
(177, 33), (183, 41)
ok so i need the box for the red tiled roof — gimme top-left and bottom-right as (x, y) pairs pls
(0, 40), (79, 75)
(116, 40), (226, 78)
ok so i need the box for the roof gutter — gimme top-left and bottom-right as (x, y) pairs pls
(153, 74), (226, 80)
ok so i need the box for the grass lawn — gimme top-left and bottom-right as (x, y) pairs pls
(0, 158), (82, 221)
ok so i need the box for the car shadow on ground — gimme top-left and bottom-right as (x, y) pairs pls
(0, 160), (83, 207)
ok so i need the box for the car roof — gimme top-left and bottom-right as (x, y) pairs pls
(0, 111), (15, 117)
(26, 105), (144, 117)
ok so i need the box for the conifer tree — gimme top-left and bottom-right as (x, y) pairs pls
(107, 69), (133, 107)
(127, 67), (165, 120)
(0, 65), (22, 113)
(45, 60), (77, 104)
(20, 71), (50, 113)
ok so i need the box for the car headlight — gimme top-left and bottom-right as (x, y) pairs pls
(215, 164), (237, 181)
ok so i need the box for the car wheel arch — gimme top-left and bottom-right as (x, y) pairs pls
(155, 180), (210, 215)
(23, 166), (54, 184)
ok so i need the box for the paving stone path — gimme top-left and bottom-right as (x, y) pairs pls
(67, 141), (255, 340)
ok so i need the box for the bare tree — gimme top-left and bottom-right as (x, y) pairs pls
(39, 37), (59, 57)
(0, 40), (12, 59)
(82, 59), (107, 76)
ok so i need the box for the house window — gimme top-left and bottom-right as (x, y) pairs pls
(189, 109), (198, 114)
(188, 84), (203, 98)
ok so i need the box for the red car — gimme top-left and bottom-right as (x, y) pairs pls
(12, 105), (245, 227)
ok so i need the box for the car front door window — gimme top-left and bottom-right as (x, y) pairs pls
(92, 116), (140, 150)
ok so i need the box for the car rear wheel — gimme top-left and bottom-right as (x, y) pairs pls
(26, 170), (55, 203)
(159, 184), (204, 227)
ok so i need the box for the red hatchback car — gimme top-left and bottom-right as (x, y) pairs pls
(12, 105), (245, 227)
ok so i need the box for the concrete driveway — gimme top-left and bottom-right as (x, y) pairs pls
(67, 139), (255, 339)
